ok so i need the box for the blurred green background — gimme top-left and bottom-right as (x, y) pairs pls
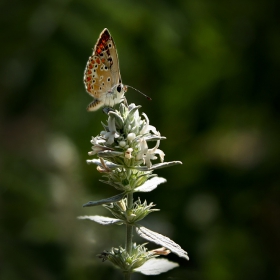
(1, 0), (280, 279)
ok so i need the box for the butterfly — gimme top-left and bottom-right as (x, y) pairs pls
(83, 28), (127, 111)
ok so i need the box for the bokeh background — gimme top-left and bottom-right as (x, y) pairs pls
(1, 0), (280, 279)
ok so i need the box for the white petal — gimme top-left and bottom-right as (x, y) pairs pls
(155, 149), (165, 162)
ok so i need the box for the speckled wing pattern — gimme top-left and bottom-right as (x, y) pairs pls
(83, 28), (126, 111)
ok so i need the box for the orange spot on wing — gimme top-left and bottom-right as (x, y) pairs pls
(98, 43), (104, 49)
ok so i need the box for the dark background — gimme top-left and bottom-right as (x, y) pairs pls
(1, 0), (280, 279)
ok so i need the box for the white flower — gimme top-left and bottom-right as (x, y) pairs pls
(89, 137), (109, 156)
(135, 137), (165, 168)
(90, 136), (106, 145)
(140, 113), (158, 136)
(136, 138), (148, 161)
(144, 140), (165, 168)
(125, 148), (134, 159)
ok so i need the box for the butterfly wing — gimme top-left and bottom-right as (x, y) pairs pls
(84, 28), (122, 111)
(95, 28), (122, 86)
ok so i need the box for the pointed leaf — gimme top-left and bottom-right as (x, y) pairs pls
(134, 258), (179, 275)
(99, 179), (123, 189)
(134, 177), (167, 192)
(145, 136), (166, 141)
(77, 215), (122, 225)
(97, 150), (123, 157)
(136, 226), (189, 260)
(128, 105), (141, 118)
(108, 111), (124, 129)
(83, 192), (125, 207)
(133, 161), (182, 171)
(119, 103), (126, 115)
(86, 159), (122, 169)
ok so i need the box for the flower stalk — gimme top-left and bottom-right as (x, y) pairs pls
(126, 192), (133, 256)
(78, 103), (189, 278)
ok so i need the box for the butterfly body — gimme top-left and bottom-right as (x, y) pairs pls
(84, 28), (127, 111)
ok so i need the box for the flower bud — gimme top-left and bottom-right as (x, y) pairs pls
(127, 133), (136, 141)
(119, 140), (126, 147)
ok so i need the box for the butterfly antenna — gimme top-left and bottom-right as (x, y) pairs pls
(126, 85), (152, 100)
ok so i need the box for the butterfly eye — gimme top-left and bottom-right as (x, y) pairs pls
(117, 85), (122, 93)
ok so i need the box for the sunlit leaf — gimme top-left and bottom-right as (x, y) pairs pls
(134, 258), (179, 275)
(136, 226), (189, 260)
(133, 161), (182, 171)
(77, 215), (122, 225)
(108, 110), (124, 129)
(86, 159), (122, 169)
(134, 177), (166, 192)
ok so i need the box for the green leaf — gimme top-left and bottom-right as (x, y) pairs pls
(86, 159), (122, 169)
(134, 177), (167, 192)
(133, 161), (183, 171)
(108, 111), (124, 129)
(77, 215), (123, 225)
(97, 150), (123, 157)
(127, 105), (141, 119)
(134, 258), (179, 275)
(145, 136), (166, 141)
(82, 192), (125, 207)
(136, 226), (189, 260)
(99, 179), (123, 190)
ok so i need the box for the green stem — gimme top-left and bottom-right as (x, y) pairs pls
(126, 192), (133, 255)
(124, 192), (134, 280)
(124, 272), (131, 280)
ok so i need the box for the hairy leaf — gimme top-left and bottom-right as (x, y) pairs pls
(83, 192), (125, 207)
(134, 258), (179, 275)
(77, 215), (122, 225)
(133, 161), (182, 171)
(97, 150), (123, 157)
(136, 226), (189, 260)
(134, 177), (167, 192)
(86, 159), (122, 169)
